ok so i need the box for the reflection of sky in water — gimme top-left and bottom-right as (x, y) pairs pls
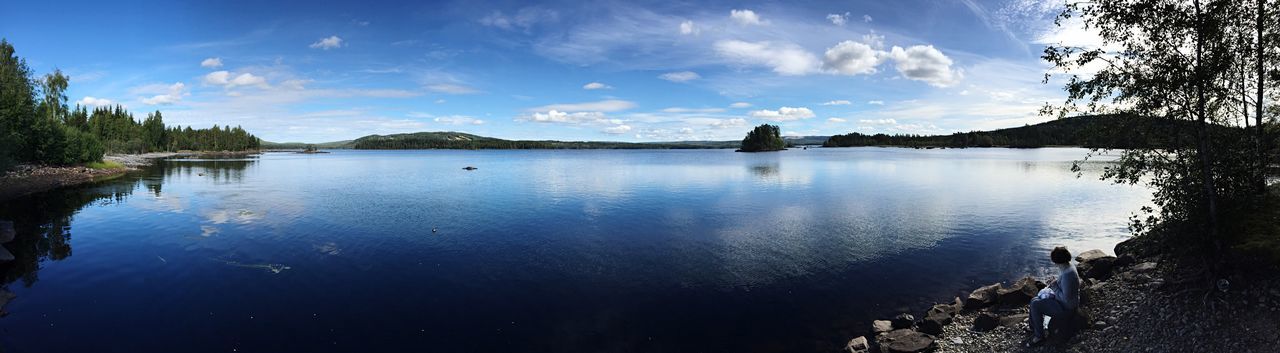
(0, 148), (1153, 353)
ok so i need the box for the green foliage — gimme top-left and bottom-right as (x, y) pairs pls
(346, 131), (722, 150)
(84, 160), (123, 170)
(823, 115), (1212, 148)
(738, 124), (786, 152)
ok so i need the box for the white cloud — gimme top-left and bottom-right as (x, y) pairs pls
(521, 110), (606, 123)
(859, 118), (898, 125)
(480, 7), (559, 31)
(730, 9), (764, 25)
(868, 100), (885, 105)
(822, 40), (883, 75)
(203, 71), (230, 85)
(863, 14), (873, 22)
(748, 106), (815, 121)
(822, 100), (852, 105)
(230, 73), (267, 87)
(729, 102), (752, 108)
(887, 45), (962, 87)
(714, 40), (819, 76)
(582, 82), (611, 90)
(603, 125), (632, 134)
(203, 71), (267, 88)
(309, 35), (344, 50)
(200, 57), (223, 68)
(659, 71), (700, 82)
(433, 115), (486, 125)
(530, 99), (636, 112)
(827, 117), (847, 123)
(76, 96), (114, 107)
(679, 20), (697, 35)
(661, 107), (726, 113)
(139, 82), (187, 105)
(827, 12), (850, 26)
(425, 83), (479, 94)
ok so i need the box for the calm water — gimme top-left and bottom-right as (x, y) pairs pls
(0, 148), (1148, 352)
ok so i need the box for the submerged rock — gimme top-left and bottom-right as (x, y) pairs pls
(965, 283), (1002, 310)
(463, 166), (478, 170)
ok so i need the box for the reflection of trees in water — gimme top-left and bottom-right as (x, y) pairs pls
(0, 177), (140, 288)
(159, 157), (257, 184)
(751, 164), (779, 177)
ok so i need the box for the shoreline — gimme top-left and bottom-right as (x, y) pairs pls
(0, 151), (260, 203)
(845, 241), (1280, 353)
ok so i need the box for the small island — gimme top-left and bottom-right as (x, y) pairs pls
(736, 124), (787, 152)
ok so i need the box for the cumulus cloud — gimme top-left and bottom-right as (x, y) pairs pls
(887, 45), (962, 87)
(433, 115), (486, 125)
(714, 40), (819, 76)
(603, 125), (632, 134)
(729, 102), (752, 108)
(661, 107), (725, 113)
(530, 99), (636, 112)
(827, 12), (850, 26)
(859, 118), (897, 125)
(868, 100), (885, 105)
(822, 100), (852, 105)
(77, 96), (114, 107)
(140, 82), (187, 105)
(309, 35), (344, 50)
(203, 71), (267, 88)
(864, 14), (873, 22)
(748, 106), (815, 121)
(679, 20), (697, 35)
(827, 117), (847, 123)
(822, 40), (882, 75)
(522, 110), (607, 123)
(730, 9), (764, 25)
(200, 57), (223, 68)
(659, 71), (700, 82)
(582, 82), (611, 90)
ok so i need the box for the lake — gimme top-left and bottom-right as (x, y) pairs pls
(0, 148), (1149, 352)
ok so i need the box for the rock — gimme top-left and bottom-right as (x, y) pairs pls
(1047, 310), (1091, 340)
(919, 311), (952, 336)
(927, 299), (961, 317)
(1114, 254), (1136, 268)
(891, 313), (915, 329)
(1035, 280), (1047, 290)
(999, 313), (1029, 328)
(0, 220), (13, 243)
(1075, 249), (1109, 263)
(1078, 256), (1117, 280)
(872, 320), (894, 334)
(997, 276), (1038, 306)
(877, 329), (936, 353)
(965, 283), (1002, 310)
(1094, 320), (1109, 329)
(0, 246), (12, 262)
(1131, 262), (1158, 273)
(463, 166), (478, 170)
(845, 336), (870, 353)
(973, 312), (999, 332)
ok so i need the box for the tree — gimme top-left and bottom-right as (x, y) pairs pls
(738, 124), (786, 152)
(1043, 0), (1277, 251)
(142, 110), (166, 152)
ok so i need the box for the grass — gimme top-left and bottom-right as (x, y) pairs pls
(85, 160), (124, 170)
(1227, 183), (1280, 266)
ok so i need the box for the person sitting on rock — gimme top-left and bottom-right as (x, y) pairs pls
(1027, 246), (1080, 347)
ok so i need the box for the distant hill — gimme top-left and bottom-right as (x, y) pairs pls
(823, 115), (1205, 149)
(260, 140), (354, 150)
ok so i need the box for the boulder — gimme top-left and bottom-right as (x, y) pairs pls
(997, 276), (1039, 306)
(1131, 262), (1158, 273)
(918, 311), (952, 336)
(891, 313), (915, 330)
(927, 298), (962, 317)
(845, 336), (870, 353)
(1075, 249), (1109, 263)
(1078, 256), (1117, 280)
(1113, 254), (1136, 268)
(965, 283), (1002, 310)
(972, 312), (999, 332)
(1047, 310), (1091, 340)
(872, 320), (894, 334)
(877, 329), (936, 353)
(0, 220), (13, 243)
(0, 246), (12, 262)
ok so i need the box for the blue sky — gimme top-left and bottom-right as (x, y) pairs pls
(0, 0), (1096, 143)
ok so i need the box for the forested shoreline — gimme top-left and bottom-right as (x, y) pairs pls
(0, 40), (260, 172)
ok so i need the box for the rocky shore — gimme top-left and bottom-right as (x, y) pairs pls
(0, 151), (258, 203)
(845, 242), (1280, 353)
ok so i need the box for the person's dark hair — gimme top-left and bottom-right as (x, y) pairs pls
(1050, 246), (1072, 264)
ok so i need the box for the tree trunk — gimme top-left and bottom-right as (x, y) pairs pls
(1195, 0), (1221, 245)
(1257, 0), (1267, 193)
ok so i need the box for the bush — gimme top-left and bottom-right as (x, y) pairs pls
(59, 125), (103, 164)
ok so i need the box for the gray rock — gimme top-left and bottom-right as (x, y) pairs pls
(999, 313), (1029, 328)
(973, 312), (1000, 332)
(965, 283), (1002, 310)
(872, 320), (894, 334)
(0, 220), (13, 243)
(997, 276), (1039, 306)
(1078, 256), (1117, 280)
(0, 246), (12, 262)
(1076, 249), (1109, 263)
(919, 311), (952, 336)
(892, 313), (915, 329)
(1131, 262), (1158, 273)
(877, 329), (936, 353)
(1114, 254), (1136, 268)
(845, 336), (870, 353)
